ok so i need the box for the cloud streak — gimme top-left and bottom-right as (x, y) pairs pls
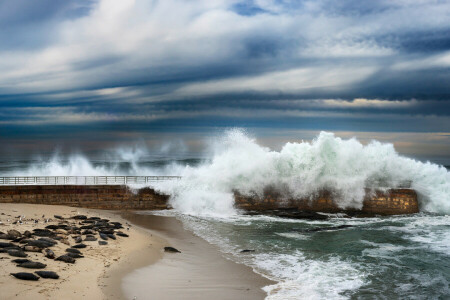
(0, 0), (449, 159)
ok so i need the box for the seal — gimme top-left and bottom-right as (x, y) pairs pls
(72, 243), (87, 249)
(66, 248), (82, 254)
(84, 235), (97, 242)
(55, 254), (75, 264)
(18, 261), (47, 269)
(98, 240), (108, 246)
(11, 272), (40, 281)
(66, 252), (84, 259)
(35, 271), (59, 279)
(11, 259), (31, 264)
(7, 249), (28, 257)
(116, 232), (129, 237)
(43, 248), (55, 259)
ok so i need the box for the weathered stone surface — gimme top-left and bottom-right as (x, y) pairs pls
(0, 185), (169, 210)
(234, 188), (419, 216)
(0, 185), (418, 215)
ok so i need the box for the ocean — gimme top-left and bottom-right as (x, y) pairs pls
(1, 130), (449, 299)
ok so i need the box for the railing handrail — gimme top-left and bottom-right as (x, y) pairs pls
(0, 175), (182, 185)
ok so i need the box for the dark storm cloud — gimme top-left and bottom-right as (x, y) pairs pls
(0, 0), (449, 158)
(0, 0), (94, 50)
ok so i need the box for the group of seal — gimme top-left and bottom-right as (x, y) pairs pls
(0, 213), (129, 281)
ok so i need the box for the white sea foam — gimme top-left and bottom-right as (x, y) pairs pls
(257, 252), (366, 300)
(13, 129), (450, 214)
(158, 129), (450, 215)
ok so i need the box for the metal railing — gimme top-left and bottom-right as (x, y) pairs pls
(0, 176), (181, 186)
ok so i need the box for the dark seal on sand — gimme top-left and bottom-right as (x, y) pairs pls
(164, 246), (181, 253)
(11, 272), (40, 281)
(43, 248), (55, 259)
(55, 255), (75, 264)
(7, 249), (28, 257)
(35, 271), (59, 279)
(66, 248), (81, 254)
(66, 252), (84, 259)
(18, 261), (47, 269)
(12, 259), (31, 264)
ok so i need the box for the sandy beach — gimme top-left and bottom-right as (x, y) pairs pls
(0, 204), (272, 300)
(112, 212), (274, 300)
(0, 203), (158, 300)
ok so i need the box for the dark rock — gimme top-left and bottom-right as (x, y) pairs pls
(66, 248), (81, 254)
(164, 247), (181, 253)
(11, 272), (40, 281)
(302, 225), (354, 233)
(240, 249), (255, 253)
(55, 255), (75, 264)
(72, 243), (87, 249)
(7, 249), (28, 257)
(43, 248), (55, 259)
(98, 241), (108, 246)
(18, 261), (47, 269)
(35, 271), (59, 279)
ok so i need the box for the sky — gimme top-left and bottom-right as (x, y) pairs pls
(0, 0), (449, 163)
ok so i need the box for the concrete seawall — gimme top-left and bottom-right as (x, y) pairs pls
(234, 188), (419, 215)
(0, 185), (169, 210)
(0, 185), (419, 215)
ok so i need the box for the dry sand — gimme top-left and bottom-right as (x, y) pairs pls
(0, 203), (161, 300)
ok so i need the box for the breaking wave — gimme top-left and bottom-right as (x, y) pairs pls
(10, 129), (450, 215)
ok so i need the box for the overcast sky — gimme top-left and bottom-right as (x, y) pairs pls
(0, 0), (449, 162)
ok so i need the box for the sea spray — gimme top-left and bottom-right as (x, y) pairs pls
(11, 129), (450, 214)
(159, 129), (450, 215)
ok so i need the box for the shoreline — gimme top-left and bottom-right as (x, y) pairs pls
(1, 204), (274, 299)
(0, 203), (147, 299)
(114, 211), (275, 300)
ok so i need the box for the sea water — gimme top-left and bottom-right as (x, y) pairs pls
(2, 130), (449, 299)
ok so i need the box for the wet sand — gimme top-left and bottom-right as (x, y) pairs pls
(114, 212), (274, 300)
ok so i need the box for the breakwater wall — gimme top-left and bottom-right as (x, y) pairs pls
(0, 185), (419, 215)
(0, 185), (169, 210)
(234, 188), (419, 215)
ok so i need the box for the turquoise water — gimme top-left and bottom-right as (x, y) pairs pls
(157, 212), (450, 299)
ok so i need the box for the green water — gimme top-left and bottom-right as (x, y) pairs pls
(172, 213), (450, 299)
